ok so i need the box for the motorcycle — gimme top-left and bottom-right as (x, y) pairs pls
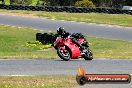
(53, 35), (93, 61)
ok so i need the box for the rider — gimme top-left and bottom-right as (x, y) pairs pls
(56, 27), (88, 52)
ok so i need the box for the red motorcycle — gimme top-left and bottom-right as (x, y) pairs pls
(53, 35), (93, 61)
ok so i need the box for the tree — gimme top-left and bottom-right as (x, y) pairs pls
(14, 0), (32, 5)
(91, 0), (132, 8)
(10, 0), (15, 4)
(40, 0), (81, 6)
(36, 0), (49, 6)
(92, 0), (112, 7)
(112, 0), (126, 8)
(125, 0), (132, 6)
(75, 0), (95, 8)
(0, 0), (5, 4)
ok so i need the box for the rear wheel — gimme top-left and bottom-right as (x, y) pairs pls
(57, 46), (71, 61)
(83, 49), (93, 60)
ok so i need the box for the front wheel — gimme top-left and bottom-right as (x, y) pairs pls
(83, 49), (93, 60)
(57, 47), (71, 61)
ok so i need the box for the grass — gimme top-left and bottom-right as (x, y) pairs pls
(0, 25), (132, 59)
(0, 25), (58, 59)
(0, 9), (132, 27)
(0, 75), (76, 88)
(89, 37), (132, 59)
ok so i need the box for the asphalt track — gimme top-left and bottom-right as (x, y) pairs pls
(0, 14), (132, 88)
(0, 14), (132, 41)
(0, 59), (132, 76)
(0, 59), (132, 88)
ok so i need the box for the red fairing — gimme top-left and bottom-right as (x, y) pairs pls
(54, 37), (62, 49)
(53, 36), (85, 59)
(63, 38), (81, 59)
(53, 34), (93, 61)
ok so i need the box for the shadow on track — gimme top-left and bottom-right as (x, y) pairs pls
(54, 59), (92, 62)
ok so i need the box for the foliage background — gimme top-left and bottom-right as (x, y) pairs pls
(0, 0), (132, 8)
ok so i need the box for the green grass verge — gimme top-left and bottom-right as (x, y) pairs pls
(0, 75), (76, 88)
(0, 25), (58, 59)
(89, 37), (132, 59)
(0, 25), (132, 59)
(0, 9), (132, 27)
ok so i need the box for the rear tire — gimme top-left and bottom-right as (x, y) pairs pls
(57, 47), (71, 61)
(83, 49), (93, 60)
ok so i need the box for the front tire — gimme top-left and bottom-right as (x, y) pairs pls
(57, 47), (71, 61)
